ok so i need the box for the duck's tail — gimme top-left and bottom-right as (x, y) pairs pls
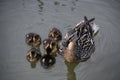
(92, 23), (99, 36)
(75, 21), (99, 37)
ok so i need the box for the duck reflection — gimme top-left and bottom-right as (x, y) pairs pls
(64, 61), (80, 80)
(29, 60), (37, 68)
(26, 48), (41, 68)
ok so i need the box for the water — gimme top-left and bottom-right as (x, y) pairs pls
(0, 0), (120, 80)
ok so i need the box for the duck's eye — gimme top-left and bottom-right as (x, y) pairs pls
(49, 59), (52, 63)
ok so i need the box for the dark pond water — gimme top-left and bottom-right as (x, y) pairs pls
(0, 0), (120, 80)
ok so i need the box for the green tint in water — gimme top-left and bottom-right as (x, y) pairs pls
(65, 61), (80, 80)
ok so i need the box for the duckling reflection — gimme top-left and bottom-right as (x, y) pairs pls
(30, 60), (37, 68)
(43, 38), (58, 57)
(26, 48), (41, 68)
(25, 33), (41, 49)
(40, 54), (56, 69)
(48, 27), (62, 42)
(64, 61), (79, 80)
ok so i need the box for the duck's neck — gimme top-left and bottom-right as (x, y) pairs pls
(67, 41), (75, 51)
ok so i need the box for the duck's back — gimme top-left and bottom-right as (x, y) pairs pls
(75, 24), (95, 61)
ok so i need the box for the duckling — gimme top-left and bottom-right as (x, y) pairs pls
(59, 16), (99, 62)
(25, 33), (41, 48)
(26, 48), (41, 62)
(48, 27), (62, 42)
(43, 38), (58, 57)
(40, 53), (56, 69)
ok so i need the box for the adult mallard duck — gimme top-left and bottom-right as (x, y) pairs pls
(48, 27), (62, 42)
(25, 33), (41, 49)
(26, 47), (41, 62)
(43, 38), (58, 57)
(59, 16), (99, 62)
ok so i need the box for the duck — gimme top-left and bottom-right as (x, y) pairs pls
(26, 47), (41, 62)
(40, 53), (56, 69)
(43, 38), (58, 57)
(25, 33), (41, 49)
(48, 27), (62, 42)
(59, 16), (99, 62)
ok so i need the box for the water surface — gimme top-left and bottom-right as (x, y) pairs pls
(0, 0), (120, 80)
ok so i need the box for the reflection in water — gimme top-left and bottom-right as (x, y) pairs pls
(71, 0), (78, 11)
(37, 0), (44, 14)
(54, 1), (60, 6)
(54, 1), (60, 12)
(30, 61), (37, 68)
(53, 0), (78, 12)
(61, 4), (67, 6)
(22, 0), (25, 8)
(65, 61), (80, 80)
(26, 56), (37, 68)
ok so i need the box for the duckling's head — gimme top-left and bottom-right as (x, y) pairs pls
(43, 38), (57, 53)
(48, 28), (62, 42)
(40, 54), (56, 69)
(25, 33), (41, 47)
(26, 48), (41, 62)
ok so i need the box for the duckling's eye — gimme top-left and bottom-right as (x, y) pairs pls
(49, 59), (52, 63)
(26, 34), (29, 38)
(35, 35), (39, 39)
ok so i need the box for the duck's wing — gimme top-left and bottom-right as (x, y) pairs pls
(74, 16), (99, 38)
(74, 17), (96, 61)
(84, 16), (94, 37)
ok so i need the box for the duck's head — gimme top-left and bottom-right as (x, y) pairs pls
(43, 38), (58, 53)
(48, 28), (62, 42)
(40, 54), (56, 69)
(26, 48), (41, 62)
(25, 33), (41, 47)
(59, 38), (71, 54)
